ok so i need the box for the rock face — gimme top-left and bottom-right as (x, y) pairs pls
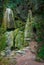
(15, 31), (24, 49)
(24, 10), (37, 53)
(24, 10), (34, 48)
(4, 31), (14, 56)
(24, 10), (33, 40)
(3, 8), (15, 30)
(5, 31), (14, 48)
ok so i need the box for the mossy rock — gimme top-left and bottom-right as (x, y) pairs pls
(13, 28), (19, 38)
(15, 31), (24, 49)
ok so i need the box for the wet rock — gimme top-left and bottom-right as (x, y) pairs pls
(5, 47), (11, 56)
(3, 8), (15, 30)
(15, 50), (26, 55)
(5, 31), (14, 48)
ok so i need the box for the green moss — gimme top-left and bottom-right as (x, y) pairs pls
(13, 28), (19, 38)
(15, 20), (25, 31)
(0, 33), (7, 52)
(15, 31), (24, 49)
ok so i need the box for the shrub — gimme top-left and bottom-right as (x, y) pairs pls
(0, 27), (7, 52)
(0, 33), (7, 52)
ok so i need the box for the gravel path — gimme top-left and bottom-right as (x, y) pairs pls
(15, 47), (44, 65)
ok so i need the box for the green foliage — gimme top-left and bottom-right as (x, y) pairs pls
(0, 26), (6, 52)
(37, 45), (44, 60)
(15, 20), (25, 31)
(0, 33), (6, 51)
(33, 15), (44, 60)
(0, 27), (6, 35)
(33, 15), (44, 42)
(0, 24), (6, 35)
